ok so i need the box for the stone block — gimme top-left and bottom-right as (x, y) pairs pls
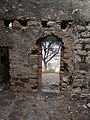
(73, 87), (81, 94)
(62, 82), (67, 88)
(77, 50), (87, 55)
(28, 79), (39, 90)
(20, 78), (29, 83)
(81, 32), (90, 38)
(64, 54), (69, 59)
(29, 67), (38, 74)
(77, 25), (86, 32)
(86, 56), (90, 63)
(74, 44), (82, 50)
(47, 21), (55, 27)
(28, 74), (38, 79)
(28, 55), (38, 65)
(79, 38), (90, 43)
(27, 21), (38, 26)
(85, 44), (90, 49)
(87, 51), (90, 56)
(29, 79), (38, 85)
(33, 64), (38, 69)
(73, 74), (86, 79)
(63, 77), (68, 83)
(0, 20), (4, 26)
(73, 79), (86, 87)
(75, 55), (81, 62)
(81, 88), (89, 94)
(15, 82), (24, 87)
(24, 83), (32, 91)
(87, 103), (90, 108)
(12, 77), (19, 81)
(75, 70), (87, 75)
(13, 20), (21, 31)
(86, 24), (90, 31)
(61, 87), (66, 91)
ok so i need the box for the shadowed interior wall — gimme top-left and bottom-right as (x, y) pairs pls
(0, 48), (10, 85)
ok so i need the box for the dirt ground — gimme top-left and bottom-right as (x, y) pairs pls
(41, 73), (60, 92)
(0, 73), (90, 120)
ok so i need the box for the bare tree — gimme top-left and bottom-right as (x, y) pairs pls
(41, 36), (61, 71)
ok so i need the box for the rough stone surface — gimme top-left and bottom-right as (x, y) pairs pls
(73, 22), (90, 95)
(0, 0), (90, 96)
(0, 89), (90, 120)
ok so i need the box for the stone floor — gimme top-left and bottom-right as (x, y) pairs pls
(0, 86), (90, 120)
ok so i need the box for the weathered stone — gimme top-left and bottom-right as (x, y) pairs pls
(24, 83), (32, 91)
(33, 65), (38, 69)
(0, 0), (90, 95)
(82, 88), (89, 94)
(27, 21), (38, 26)
(15, 82), (24, 87)
(79, 38), (90, 43)
(63, 77), (68, 83)
(87, 103), (90, 108)
(81, 32), (90, 38)
(29, 79), (38, 85)
(87, 51), (90, 56)
(73, 74), (86, 79)
(62, 82), (67, 88)
(74, 44), (82, 50)
(12, 77), (19, 81)
(73, 79), (86, 87)
(85, 44), (90, 49)
(47, 21), (55, 27)
(75, 70), (87, 75)
(28, 55), (38, 65)
(83, 104), (87, 109)
(28, 74), (38, 79)
(0, 20), (4, 27)
(61, 87), (66, 91)
(13, 20), (21, 31)
(86, 24), (90, 31)
(77, 50), (87, 55)
(86, 56), (90, 63)
(73, 87), (81, 94)
(77, 25), (86, 32)
(75, 55), (81, 62)
(20, 78), (29, 83)
(79, 63), (90, 71)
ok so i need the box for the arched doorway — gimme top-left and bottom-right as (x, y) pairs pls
(37, 35), (63, 92)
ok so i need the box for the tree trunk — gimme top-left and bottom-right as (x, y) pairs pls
(44, 63), (47, 71)
(43, 60), (47, 71)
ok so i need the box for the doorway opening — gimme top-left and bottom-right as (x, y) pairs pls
(0, 47), (10, 88)
(37, 36), (62, 92)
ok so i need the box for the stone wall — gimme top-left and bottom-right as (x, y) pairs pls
(0, 0), (73, 20)
(0, 0), (90, 95)
(72, 23), (90, 95)
(0, 18), (74, 92)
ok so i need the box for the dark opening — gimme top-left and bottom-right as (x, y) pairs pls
(31, 49), (39, 55)
(4, 20), (14, 27)
(0, 48), (10, 86)
(1, 55), (6, 64)
(41, 21), (48, 27)
(61, 20), (68, 29)
(18, 20), (27, 26)
(86, 21), (89, 26)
